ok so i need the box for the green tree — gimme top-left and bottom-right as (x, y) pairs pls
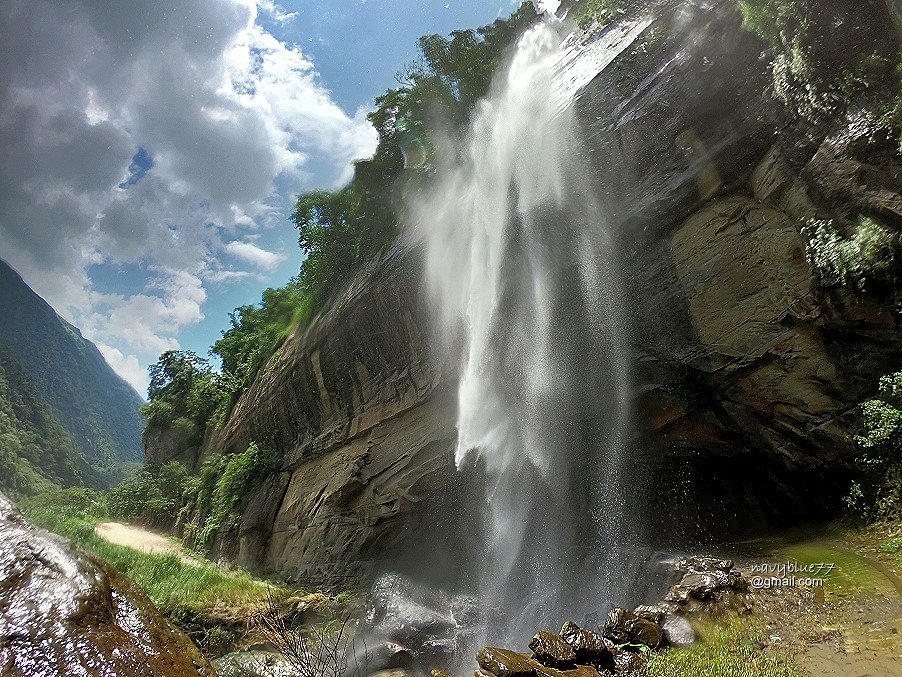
(846, 371), (902, 520)
(143, 351), (229, 429)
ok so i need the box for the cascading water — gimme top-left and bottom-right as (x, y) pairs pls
(410, 13), (644, 642)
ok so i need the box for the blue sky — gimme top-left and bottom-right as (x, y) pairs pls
(179, 0), (519, 366)
(0, 0), (524, 394)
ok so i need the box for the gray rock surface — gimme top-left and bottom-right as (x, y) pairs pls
(145, 0), (902, 589)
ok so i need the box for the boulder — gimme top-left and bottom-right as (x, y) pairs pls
(602, 608), (662, 649)
(661, 615), (695, 647)
(353, 574), (492, 675)
(213, 650), (296, 677)
(528, 631), (576, 666)
(663, 557), (751, 613)
(612, 649), (646, 675)
(476, 647), (535, 677)
(559, 621), (616, 670)
(602, 608), (637, 644)
(676, 557), (735, 574)
(632, 604), (677, 625)
(629, 619), (663, 649)
(0, 492), (212, 677)
(476, 646), (604, 677)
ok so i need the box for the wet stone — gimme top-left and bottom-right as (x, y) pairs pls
(631, 618), (663, 649)
(613, 648), (646, 675)
(476, 647), (535, 677)
(529, 630), (577, 666)
(559, 621), (616, 670)
(661, 615), (695, 647)
(532, 663), (603, 677)
(602, 608), (637, 644)
(0, 492), (213, 677)
(677, 556), (734, 573)
(633, 604), (676, 625)
(602, 608), (662, 649)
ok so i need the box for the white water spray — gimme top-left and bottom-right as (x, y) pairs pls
(411, 18), (635, 639)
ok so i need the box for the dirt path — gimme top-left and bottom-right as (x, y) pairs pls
(95, 522), (196, 563)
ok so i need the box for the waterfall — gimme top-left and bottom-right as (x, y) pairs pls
(410, 17), (636, 641)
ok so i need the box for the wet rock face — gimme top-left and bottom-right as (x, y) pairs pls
(0, 493), (212, 677)
(559, 621), (616, 670)
(576, 0), (780, 233)
(144, 0), (901, 588)
(351, 574), (495, 675)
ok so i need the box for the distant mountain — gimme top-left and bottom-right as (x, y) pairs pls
(0, 342), (83, 496)
(0, 259), (144, 490)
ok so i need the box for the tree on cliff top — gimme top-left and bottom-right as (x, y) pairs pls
(200, 3), (539, 422)
(142, 351), (229, 432)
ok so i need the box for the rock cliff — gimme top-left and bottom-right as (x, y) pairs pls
(147, 0), (901, 588)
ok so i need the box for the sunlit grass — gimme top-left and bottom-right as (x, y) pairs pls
(23, 491), (283, 614)
(641, 616), (803, 677)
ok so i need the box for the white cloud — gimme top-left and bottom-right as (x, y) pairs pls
(256, 0), (298, 23)
(98, 343), (149, 397)
(79, 269), (207, 358)
(0, 0), (379, 386)
(225, 240), (286, 270)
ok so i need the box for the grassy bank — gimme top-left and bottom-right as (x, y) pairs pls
(641, 520), (902, 676)
(642, 616), (803, 677)
(22, 487), (289, 655)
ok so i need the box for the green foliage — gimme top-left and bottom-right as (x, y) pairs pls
(883, 62), (902, 152)
(212, 281), (312, 394)
(881, 534), (902, 553)
(576, 0), (626, 28)
(845, 371), (902, 521)
(641, 616), (802, 676)
(804, 215), (900, 307)
(738, 0), (901, 123)
(136, 5), (539, 443)
(183, 443), (279, 552)
(22, 490), (278, 616)
(737, 0), (800, 45)
(142, 350), (231, 438)
(293, 186), (397, 307)
(290, 3), (537, 309)
(0, 260), (145, 479)
(0, 343), (84, 498)
(106, 461), (191, 523)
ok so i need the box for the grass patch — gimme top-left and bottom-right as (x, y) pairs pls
(22, 487), (283, 615)
(576, 0), (626, 28)
(641, 616), (803, 677)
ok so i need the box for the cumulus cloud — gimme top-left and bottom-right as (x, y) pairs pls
(98, 344), (149, 397)
(225, 241), (286, 270)
(0, 0), (378, 388)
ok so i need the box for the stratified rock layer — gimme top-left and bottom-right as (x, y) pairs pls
(146, 0), (901, 587)
(0, 493), (212, 677)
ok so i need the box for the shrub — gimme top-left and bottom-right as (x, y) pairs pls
(803, 215), (900, 307)
(845, 371), (902, 521)
(106, 461), (190, 525)
(739, 1), (899, 122)
(188, 443), (280, 551)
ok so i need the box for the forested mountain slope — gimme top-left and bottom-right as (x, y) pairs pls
(0, 259), (144, 488)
